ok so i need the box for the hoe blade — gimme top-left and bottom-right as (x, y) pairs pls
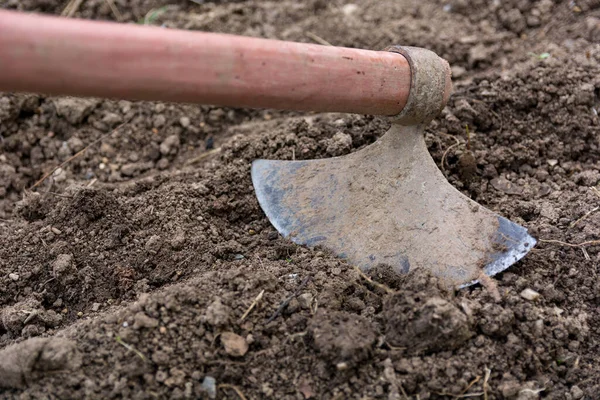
(251, 123), (535, 288)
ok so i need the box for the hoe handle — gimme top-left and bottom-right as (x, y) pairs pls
(0, 10), (449, 117)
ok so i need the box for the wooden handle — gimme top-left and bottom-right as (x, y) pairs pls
(0, 10), (442, 116)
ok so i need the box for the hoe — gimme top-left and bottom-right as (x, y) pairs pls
(0, 10), (535, 287)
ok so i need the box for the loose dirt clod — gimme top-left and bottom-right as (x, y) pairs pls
(220, 332), (249, 357)
(308, 309), (376, 365)
(0, 337), (81, 389)
(384, 294), (473, 354)
(133, 312), (159, 329)
(203, 298), (232, 328)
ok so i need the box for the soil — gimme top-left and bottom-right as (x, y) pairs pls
(1, 0), (600, 399)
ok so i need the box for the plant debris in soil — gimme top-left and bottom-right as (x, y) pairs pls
(1, 0), (600, 399)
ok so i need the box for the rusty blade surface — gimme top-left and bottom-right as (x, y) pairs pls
(251, 123), (535, 288)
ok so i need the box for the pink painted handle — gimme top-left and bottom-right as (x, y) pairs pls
(0, 10), (416, 115)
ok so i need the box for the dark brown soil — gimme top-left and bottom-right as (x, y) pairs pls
(1, 0), (600, 399)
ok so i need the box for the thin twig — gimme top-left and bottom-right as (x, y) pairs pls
(46, 191), (74, 199)
(62, 0), (84, 17)
(353, 265), (395, 294)
(441, 135), (461, 175)
(144, 6), (168, 25)
(305, 31), (333, 46)
(461, 376), (481, 395)
(116, 336), (146, 361)
(30, 120), (129, 190)
(435, 391), (485, 398)
(218, 384), (248, 400)
(539, 238), (600, 248)
(384, 341), (406, 351)
(483, 368), (491, 400)
(399, 384), (409, 400)
(582, 247), (591, 261)
(185, 148), (221, 165)
(266, 276), (311, 323)
(105, 0), (123, 21)
(240, 289), (265, 322)
(569, 206), (599, 228)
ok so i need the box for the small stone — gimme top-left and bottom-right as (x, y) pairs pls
(179, 117), (191, 128)
(145, 235), (162, 253)
(91, 303), (101, 312)
(52, 254), (75, 278)
(53, 97), (99, 124)
(570, 385), (584, 400)
(246, 334), (255, 345)
(77, 312), (83, 318)
(341, 4), (359, 16)
(102, 112), (122, 126)
(159, 134), (180, 155)
(133, 312), (159, 330)
(170, 229), (186, 250)
(153, 114), (166, 129)
(67, 137), (84, 153)
(204, 298), (232, 327)
(297, 293), (313, 309)
(8, 273), (19, 281)
(220, 332), (248, 357)
(201, 376), (217, 399)
(285, 298), (300, 314)
(520, 288), (541, 301)
(156, 158), (170, 170)
(336, 362), (348, 370)
(52, 167), (67, 183)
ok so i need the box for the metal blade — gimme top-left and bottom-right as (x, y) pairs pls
(251, 123), (535, 288)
